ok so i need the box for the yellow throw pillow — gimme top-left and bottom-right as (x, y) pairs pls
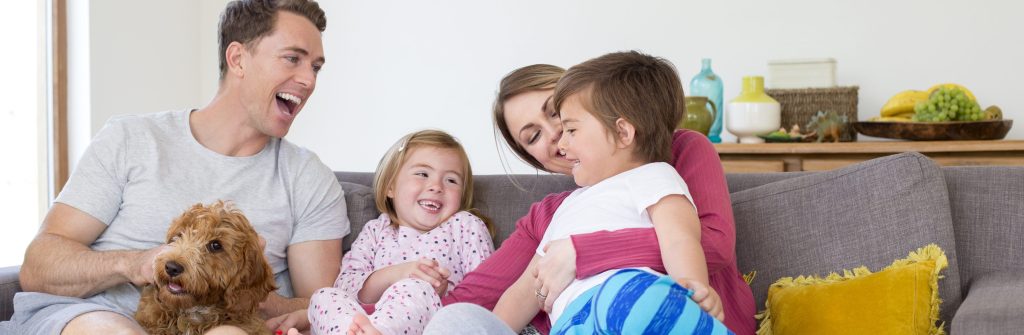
(757, 244), (948, 335)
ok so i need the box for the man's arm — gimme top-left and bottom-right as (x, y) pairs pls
(261, 239), (341, 318)
(19, 203), (163, 297)
(288, 239), (341, 298)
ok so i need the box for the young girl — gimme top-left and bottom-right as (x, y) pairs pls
(274, 130), (494, 335)
(493, 51), (733, 334)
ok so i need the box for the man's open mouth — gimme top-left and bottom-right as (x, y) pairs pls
(276, 92), (302, 116)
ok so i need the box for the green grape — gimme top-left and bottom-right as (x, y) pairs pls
(915, 86), (982, 122)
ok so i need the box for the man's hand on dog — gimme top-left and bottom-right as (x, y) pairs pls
(129, 245), (172, 286)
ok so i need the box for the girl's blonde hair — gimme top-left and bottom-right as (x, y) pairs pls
(372, 130), (492, 235)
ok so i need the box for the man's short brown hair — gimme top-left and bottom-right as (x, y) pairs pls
(552, 51), (685, 164)
(218, 0), (327, 79)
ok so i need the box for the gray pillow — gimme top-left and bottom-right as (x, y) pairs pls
(339, 181), (380, 252)
(731, 152), (961, 323)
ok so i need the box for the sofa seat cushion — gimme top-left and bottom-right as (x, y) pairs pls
(951, 271), (1024, 334)
(731, 152), (962, 324)
(759, 244), (948, 335)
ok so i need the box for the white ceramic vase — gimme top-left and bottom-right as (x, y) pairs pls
(726, 76), (781, 144)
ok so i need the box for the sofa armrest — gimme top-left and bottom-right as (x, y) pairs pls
(1, 265), (21, 322)
(952, 271), (1024, 334)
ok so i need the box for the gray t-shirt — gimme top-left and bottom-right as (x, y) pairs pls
(54, 109), (349, 315)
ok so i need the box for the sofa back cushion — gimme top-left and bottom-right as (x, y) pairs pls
(337, 181), (379, 252)
(334, 172), (577, 250)
(944, 166), (1024, 293)
(470, 174), (577, 246)
(726, 171), (808, 194)
(729, 152), (962, 323)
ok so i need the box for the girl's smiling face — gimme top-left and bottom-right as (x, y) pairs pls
(387, 146), (466, 232)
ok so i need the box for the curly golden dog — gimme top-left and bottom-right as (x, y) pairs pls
(136, 201), (276, 335)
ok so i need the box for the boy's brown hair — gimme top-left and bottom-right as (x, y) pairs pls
(218, 0), (327, 79)
(552, 51), (685, 164)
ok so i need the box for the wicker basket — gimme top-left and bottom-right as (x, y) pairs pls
(765, 86), (859, 141)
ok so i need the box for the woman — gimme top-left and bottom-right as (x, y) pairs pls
(353, 64), (755, 335)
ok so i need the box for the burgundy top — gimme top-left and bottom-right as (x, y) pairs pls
(441, 130), (756, 335)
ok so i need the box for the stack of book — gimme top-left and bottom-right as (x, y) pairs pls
(767, 58), (837, 89)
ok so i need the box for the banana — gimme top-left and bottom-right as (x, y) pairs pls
(869, 116), (913, 122)
(927, 83), (976, 101)
(880, 90), (929, 117)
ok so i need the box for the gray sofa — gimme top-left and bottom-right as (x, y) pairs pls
(2, 152), (1022, 333)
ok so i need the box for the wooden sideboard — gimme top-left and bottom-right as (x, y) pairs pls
(714, 140), (1024, 173)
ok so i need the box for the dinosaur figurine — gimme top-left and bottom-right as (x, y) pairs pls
(805, 110), (848, 143)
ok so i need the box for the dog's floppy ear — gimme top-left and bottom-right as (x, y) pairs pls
(222, 206), (277, 314)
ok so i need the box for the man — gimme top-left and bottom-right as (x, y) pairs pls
(0, 0), (347, 334)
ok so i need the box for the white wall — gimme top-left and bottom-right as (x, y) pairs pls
(294, 0), (1024, 174)
(80, 0), (1024, 175)
(69, 0), (206, 172)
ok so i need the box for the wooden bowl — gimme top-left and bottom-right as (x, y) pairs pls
(853, 120), (1013, 141)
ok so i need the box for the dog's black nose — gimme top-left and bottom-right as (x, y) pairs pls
(165, 261), (184, 278)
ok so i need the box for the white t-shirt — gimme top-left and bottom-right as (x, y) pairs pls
(55, 109), (349, 315)
(536, 162), (694, 322)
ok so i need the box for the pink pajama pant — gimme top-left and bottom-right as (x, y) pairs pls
(308, 278), (440, 335)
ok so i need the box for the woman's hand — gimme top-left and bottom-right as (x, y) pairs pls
(533, 238), (577, 312)
(266, 308), (310, 334)
(676, 278), (724, 322)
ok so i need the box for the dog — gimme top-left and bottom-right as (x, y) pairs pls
(135, 201), (276, 335)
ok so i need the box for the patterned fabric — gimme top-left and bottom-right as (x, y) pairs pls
(310, 279), (440, 335)
(552, 269), (733, 335)
(309, 211), (494, 334)
(519, 325), (542, 335)
(335, 211), (493, 296)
